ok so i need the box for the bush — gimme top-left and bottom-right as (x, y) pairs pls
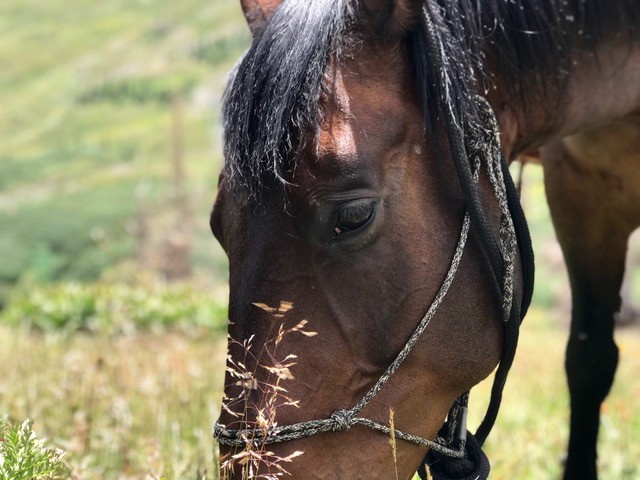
(78, 74), (198, 105)
(0, 282), (228, 336)
(0, 417), (69, 480)
(191, 31), (250, 66)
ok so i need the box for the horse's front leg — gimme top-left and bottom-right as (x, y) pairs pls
(541, 123), (640, 480)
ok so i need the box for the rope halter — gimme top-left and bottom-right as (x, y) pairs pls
(214, 96), (523, 465)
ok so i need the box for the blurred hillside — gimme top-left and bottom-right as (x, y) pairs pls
(0, 0), (637, 317)
(0, 0), (249, 303)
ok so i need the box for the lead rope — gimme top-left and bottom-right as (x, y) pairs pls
(420, 0), (534, 475)
(420, 97), (520, 480)
(420, 96), (519, 480)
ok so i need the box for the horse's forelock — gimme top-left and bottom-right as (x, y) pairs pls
(222, 0), (640, 204)
(222, 0), (355, 204)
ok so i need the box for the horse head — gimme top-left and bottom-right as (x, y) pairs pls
(211, 1), (526, 478)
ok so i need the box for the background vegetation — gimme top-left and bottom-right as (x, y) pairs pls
(0, 0), (247, 300)
(0, 0), (638, 478)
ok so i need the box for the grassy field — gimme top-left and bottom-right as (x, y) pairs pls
(2, 307), (639, 479)
(1, 326), (227, 479)
(474, 310), (640, 479)
(0, 0), (247, 297)
(2, 0), (640, 478)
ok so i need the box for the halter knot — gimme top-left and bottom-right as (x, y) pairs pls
(330, 409), (353, 431)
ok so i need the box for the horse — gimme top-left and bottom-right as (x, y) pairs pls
(210, 1), (640, 478)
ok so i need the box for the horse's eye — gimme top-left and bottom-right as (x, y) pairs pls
(333, 201), (376, 237)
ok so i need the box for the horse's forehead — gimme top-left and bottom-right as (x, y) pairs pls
(316, 70), (358, 160)
(317, 118), (358, 161)
(315, 58), (414, 164)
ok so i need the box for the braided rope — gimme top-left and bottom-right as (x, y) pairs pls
(421, 0), (505, 287)
(466, 97), (517, 323)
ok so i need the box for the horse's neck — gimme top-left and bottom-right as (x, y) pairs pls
(495, 41), (640, 158)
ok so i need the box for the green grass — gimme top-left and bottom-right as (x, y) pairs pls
(0, 418), (70, 480)
(0, 326), (227, 480)
(1, 281), (228, 335)
(0, 0), (247, 292)
(2, 306), (640, 479)
(474, 309), (640, 479)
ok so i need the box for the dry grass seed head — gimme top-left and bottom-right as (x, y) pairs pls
(221, 301), (315, 478)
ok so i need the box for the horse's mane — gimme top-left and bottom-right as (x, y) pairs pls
(223, 0), (640, 201)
